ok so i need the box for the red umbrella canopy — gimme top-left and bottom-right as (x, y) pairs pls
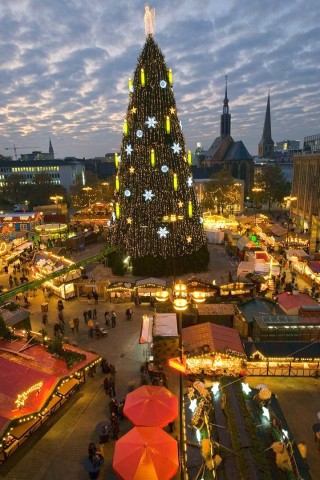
(113, 426), (179, 480)
(123, 385), (178, 427)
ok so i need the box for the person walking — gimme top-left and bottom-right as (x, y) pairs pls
(9, 275), (13, 289)
(74, 316), (79, 333)
(88, 318), (94, 338)
(104, 311), (111, 327)
(68, 318), (75, 335)
(111, 311), (117, 328)
(93, 308), (97, 321)
(83, 310), (88, 324)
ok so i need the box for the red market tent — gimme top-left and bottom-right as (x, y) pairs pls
(113, 426), (179, 480)
(123, 385), (178, 428)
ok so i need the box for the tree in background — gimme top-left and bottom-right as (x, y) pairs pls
(202, 170), (239, 214)
(70, 172), (115, 209)
(255, 164), (291, 211)
(112, 33), (208, 276)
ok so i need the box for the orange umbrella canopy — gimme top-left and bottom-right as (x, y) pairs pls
(123, 385), (178, 427)
(113, 426), (179, 480)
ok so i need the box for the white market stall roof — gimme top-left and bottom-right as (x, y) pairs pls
(236, 236), (256, 251)
(154, 313), (178, 337)
(266, 224), (287, 237)
(135, 277), (167, 288)
(285, 249), (309, 260)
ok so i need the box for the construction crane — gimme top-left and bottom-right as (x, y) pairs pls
(4, 144), (40, 160)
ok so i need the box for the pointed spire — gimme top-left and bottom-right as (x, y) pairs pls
(220, 75), (231, 137)
(258, 91), (274, 158)
(49, 138), (54, 158)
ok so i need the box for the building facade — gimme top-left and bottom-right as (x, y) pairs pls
(291, 153), (320, 255)
(0, 159), (85, 193)
(303, 133), (320, 153)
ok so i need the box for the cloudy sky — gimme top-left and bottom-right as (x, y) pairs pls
(0, 0), (319, 159)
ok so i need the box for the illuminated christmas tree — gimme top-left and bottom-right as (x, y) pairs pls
(113, 14), (208, 275)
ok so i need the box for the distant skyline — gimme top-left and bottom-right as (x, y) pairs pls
(0, 0), (319, 159)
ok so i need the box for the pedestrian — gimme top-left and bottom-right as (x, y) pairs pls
(111, 311), (116, 328)
(104, 377), (110, 394)
(114, 292), (119, 304)
(104, 311), (111, 327)
(88, 318), (94, 338)
(13, 276), (19, 286)
(109, 398), (117, 415)
(126, 307), (132, 321)
(88, 309), (92, 320)
(93, 291), (99, 304)
(74, 316), (79, 333)
(108, 377), (116, 398)
(68, 318), (75, 335)
(83, 310), (88, 324)
(111, 412), (120, 440)
(93, 308), (97, 321)
(9, 275), (13, 289)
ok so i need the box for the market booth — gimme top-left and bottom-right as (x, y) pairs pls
(106, 282), (134, 303)
(181, 322), (246, 376)
(186, 277), (219, 299)
(32, 251), (82, 299)
(0, 334), (99, 463)
(220, 282), (255, 300)
(75, 279), (110, 302)
(134, 277), (167, 303)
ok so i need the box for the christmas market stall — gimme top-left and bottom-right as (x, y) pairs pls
(105, 282), (134, 303)
(32, 251), (82, 299)
(219, 282), (255, 300)
(75, 279), (110, 302)
(134, 277), (167, 304)
(182, 323), (246, 376)
(0, 332), (100, 464)
(186, 277), (219, 300)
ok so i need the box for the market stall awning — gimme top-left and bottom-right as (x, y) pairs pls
(267, 224), (287, 237)
(140, 315), (153, 344)
(135, 277), (167, 288)
(154, 313), (178, 337)
(113, 426), (179, 480)
(123, 385), (178, 428)
(182, 322), (244, 355)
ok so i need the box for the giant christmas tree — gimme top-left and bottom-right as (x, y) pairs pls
(112, 15), (208, 276)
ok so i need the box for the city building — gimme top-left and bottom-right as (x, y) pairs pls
(196, 78), (254, 195)
(19, 139), (55, 161)
(291, 153), (320, 255)
(0, 158), (85, 193)
(274, 139), (300, 152)
(303, 133), (320, 153)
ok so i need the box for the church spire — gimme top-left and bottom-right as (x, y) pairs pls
(220, 75), (231, 137)
(49, 138), (54, 159)
(258, 91), (274, 158)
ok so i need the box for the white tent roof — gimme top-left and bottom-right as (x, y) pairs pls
(135, 277), (167, 287)
(154, 313), (178, 337)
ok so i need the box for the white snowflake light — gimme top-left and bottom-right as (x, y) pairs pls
(241, 383), (252, 395)
(161, 165), (169, 173)
(124, 189), (131, 197)
(187, 176), (193, 187)
(145, 116), (158, 128)
(171, 142), (182, 154)
(125, 144), (133, 155)
(157, 226), (169, 238)
(160, 80), (167, 88)
(136, 130), (143, 138)
(189, 398), (197, 412)
(143, 189), (155, 201)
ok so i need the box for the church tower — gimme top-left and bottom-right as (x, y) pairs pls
(220, 75), (231, 137)
(49, 138), (54, 159)
(258, 92), (274, 158)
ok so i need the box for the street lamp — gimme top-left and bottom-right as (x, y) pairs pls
(283, 196), (297, 249)
(155, 280), (206, 478)
(252, 186), (264, 225)
(50, 195), (63, 214)
(82, 186), (93, 212)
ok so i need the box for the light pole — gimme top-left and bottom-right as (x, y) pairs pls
(283, 196), (297, 249)
(50, 195), (63, 242)
(252, 186), (264, 225)
(155, 281), (206, 479)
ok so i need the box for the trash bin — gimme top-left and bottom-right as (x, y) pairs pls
(41, 303), (48, 313)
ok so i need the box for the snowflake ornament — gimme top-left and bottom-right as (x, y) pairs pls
(187, 176), (193, 187)
(143, 189), (155, 201)
(161, 165), (169, 173)
(157, 226), (169, 238)
(145, 116), (158, 128)
(171, 142), (182, 154)
(160, 80), (167, 88)
(136, 130), (143, 138)
(124, 189), (131, 197)
(125, 144), (133, 156)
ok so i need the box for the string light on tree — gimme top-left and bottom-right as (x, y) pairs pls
(111, 7), (208, 274)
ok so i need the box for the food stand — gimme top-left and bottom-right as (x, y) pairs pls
(186, 277), (219, 299)
(220, 282), (255, 299)
(32, 251), (82, 299)
(106, 282), (134, 303)
(134, 277), (167, 303)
